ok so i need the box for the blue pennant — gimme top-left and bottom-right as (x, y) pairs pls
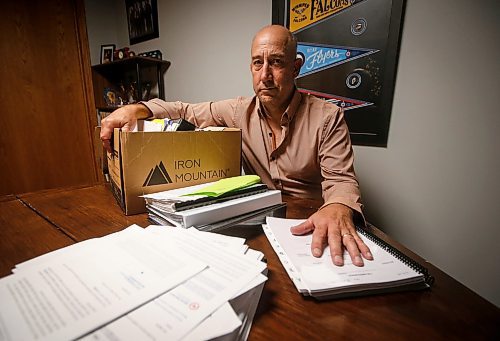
(297, 43), (377, 78)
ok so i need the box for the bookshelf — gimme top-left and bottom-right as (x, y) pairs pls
(91, 56), (170, 182)
(91, 56), (171, 115)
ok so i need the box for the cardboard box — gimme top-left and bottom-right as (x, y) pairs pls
(108, 126), (242, 215)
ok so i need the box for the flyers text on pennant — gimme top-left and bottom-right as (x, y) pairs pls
(298, 88), (373, 110)
(297, 42), (378, 78)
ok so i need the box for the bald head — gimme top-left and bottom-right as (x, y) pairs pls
(251, 25), (297, 61)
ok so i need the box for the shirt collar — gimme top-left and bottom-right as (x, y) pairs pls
(256, 88), (302, 124)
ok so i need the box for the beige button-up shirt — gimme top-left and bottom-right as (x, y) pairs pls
(144, 89), (364, 221)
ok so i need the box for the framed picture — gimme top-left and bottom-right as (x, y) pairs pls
(126, 0), (159, 44)
(100, 44), (115, 64)
(272, 0), (405, 147)
(103, 88), (119, 106)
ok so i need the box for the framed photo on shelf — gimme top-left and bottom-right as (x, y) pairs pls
(100, 44), (115, 64)
(103, 88), (119, 106)
(126, 0), (159, 44)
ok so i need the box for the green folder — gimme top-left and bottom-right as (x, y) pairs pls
(182, 175), (261, 197)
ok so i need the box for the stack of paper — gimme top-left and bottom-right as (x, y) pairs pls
(144, 176), (286, 231)
(0, 225), (267, 341)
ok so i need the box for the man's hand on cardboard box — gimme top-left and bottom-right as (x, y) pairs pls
(100, 103), (153, 153)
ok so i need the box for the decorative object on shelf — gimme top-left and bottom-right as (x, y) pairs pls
(100, 44), (115, 64)
(103, 88), (119, 106)
(126, 0), (159, 45)
(118, 83), (128, 105)
(115, 82), (141, 105)
(114, 47), (136, 60)
(138, 49), (162, 60)
(142, 82), (152, 101)
(127, 81), (138, 103)
(92, 55), (169, 111)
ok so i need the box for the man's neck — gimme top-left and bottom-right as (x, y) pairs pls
(264, 105), (286, 124)
(261, 90), (295, 124)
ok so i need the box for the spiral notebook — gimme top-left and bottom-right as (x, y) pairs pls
(263, 217), (434, 300)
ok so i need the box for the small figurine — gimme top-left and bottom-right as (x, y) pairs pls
(119, 83), (128, 104)
(128, 82), (137, 103)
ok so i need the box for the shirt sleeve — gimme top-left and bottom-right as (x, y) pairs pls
(318, 105), (366, 226)
(141, 98), (241, 128)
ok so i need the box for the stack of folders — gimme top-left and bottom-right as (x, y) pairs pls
(143, 175), (286, 232)
(263, 217), (434, 300)
(0, 224), (267, 341)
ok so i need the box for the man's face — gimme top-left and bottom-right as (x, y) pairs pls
(250, 30), (300, 114)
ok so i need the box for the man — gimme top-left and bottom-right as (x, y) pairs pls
(101, 25), (372, 266)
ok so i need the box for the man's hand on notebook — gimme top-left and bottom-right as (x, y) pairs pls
(290, 203), (373, 267)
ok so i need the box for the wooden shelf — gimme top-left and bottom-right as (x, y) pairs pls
(92, 56), (171, 75)
(91, 56), (170, 109)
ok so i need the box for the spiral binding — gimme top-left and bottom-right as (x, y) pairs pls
(356, 226), (435, 285)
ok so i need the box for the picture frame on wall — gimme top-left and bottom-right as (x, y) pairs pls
(100, 44), (115, 64)
(272, 0), (406, 147)
(126, 0), (159, 45)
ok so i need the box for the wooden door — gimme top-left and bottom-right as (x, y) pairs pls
(0, 0), (98, 195)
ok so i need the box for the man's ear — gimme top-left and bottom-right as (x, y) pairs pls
(293, 57), (303, 77)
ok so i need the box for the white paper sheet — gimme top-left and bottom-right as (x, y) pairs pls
(14, 225), (145, 273)
(0, 227), (206, 341)
(80, 226), (266, 340)
(184, 302), (242, 341)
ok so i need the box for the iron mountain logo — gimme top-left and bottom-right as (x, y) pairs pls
(143, 161), (172, 186)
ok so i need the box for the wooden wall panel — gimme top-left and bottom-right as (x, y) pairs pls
(0, 0), (98, 195)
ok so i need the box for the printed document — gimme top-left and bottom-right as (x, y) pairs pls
(0, 227), (206, 341)
(264, 217), (423, 297)
(81, 225), (266, 340)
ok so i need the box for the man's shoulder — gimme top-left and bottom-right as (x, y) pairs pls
(213, 96), (257, 126)
(218, 95), (256, 106)
(227, 96), (258, 115)
(235, 95), (257, 106)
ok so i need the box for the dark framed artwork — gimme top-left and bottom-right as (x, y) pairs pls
(103, 88), (119, 106)
(272, 0), (406, 146)
(100, 44), (115, 64)
(126, 0), (159, 45)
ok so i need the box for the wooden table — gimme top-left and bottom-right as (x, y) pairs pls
(2, 185), (498, 340)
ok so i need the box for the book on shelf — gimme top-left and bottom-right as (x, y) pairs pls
(263, 217), (434, 300)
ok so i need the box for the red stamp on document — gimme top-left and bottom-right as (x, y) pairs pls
(189, 302), (200, 310)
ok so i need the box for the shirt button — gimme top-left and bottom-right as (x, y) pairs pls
(268, 132), (273, 137)
(270, 156), (275, 161)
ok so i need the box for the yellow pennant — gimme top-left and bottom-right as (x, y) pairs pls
(289, 0), (354, 33)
